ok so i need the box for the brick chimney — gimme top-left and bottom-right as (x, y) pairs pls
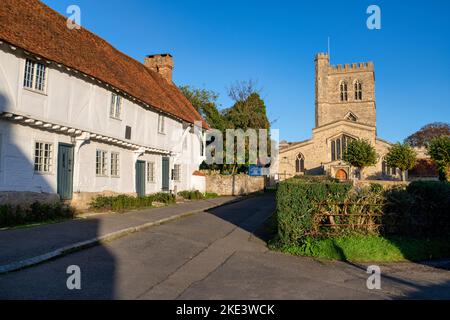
(144, 54), (174, 83)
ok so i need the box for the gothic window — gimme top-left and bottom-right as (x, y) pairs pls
(331, 135), (355, 161)
(354, 80), (362, 100)
(295, 153), (305, 173)
(382, 160), (397, 176)
(340, 81), (348, 101)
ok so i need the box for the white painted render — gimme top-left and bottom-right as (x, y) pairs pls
(0, 45), (205, 197)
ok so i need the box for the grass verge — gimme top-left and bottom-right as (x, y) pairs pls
(271, 235), (450, 262)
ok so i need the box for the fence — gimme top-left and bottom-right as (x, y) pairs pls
(310, 201), (386, 237)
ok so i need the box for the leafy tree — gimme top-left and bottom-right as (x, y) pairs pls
(405, 122), (450, 147)
(385, 143), (417, 181)
(343, 139), (377, 180)
(181, 83), (271, 175)
(427, 136), (450, 181)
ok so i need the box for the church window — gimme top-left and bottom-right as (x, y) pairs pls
(295, 153), (305, 173)
(354, 80), (362, 100)
(340, 81), (348, 101)
(331, 135), (355, 161)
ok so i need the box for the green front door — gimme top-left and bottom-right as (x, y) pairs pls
(135, 160), (146, 197)
(57, 144), (74, 200)
(162, 157), (170, 191)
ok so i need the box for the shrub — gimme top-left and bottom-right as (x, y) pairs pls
(204, 192), (219, 199)
(152, 192), (176, 204)
(178, 190), (204, 200)
(0, 202), (75, 228)
(276, 179), (351, 245)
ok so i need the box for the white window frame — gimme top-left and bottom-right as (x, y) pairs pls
(110, 93), (122, 120)
(96, 150), (108, 176)
(158, 114), (166, 134)
(147, 161), (155, 183)
(110, 152), (120, 177)
(172, 164), (181, 182)
(34, 141), (53, 174)
(23, 59), (48, 93)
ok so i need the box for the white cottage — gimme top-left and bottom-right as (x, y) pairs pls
(0, 0), (208, 207)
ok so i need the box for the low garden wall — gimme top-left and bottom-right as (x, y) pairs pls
(205, 174), (265, 196)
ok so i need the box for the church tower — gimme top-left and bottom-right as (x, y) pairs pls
(314, 53), (376, 128)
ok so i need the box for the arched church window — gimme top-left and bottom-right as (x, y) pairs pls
(340, 81), (348, 101)
(354, 80), (362, 100)
(382, 159), (397, 176)
(295, 153), (305, 173)
(331, 135), (355, 161)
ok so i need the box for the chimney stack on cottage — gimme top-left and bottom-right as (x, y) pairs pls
(144, 54), (174, 83)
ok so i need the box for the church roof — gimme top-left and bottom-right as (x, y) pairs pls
(0, 0), (208, 128)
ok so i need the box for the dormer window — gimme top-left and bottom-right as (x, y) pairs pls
(110, 93), (122, 119)
(23, 59), (47, 93)
(354, 80), (362, 100)
(340, 81), (348, 101)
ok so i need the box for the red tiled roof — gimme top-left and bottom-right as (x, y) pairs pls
(0, 0), (208, 128)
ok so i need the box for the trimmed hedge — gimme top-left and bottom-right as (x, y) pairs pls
(276, 178), (351, 245)
(0, 202), (75, 228)
(384, 181), (450, 237)
(276, 179), (450, 246)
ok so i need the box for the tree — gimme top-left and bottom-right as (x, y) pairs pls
(385, 143), (417, 181)
(427, 136), (450, 181)
(227, 79), (260, 103)
(179, 85), (227, 131)
(343, 139), (377, 180)
(405, 122), (450, 147)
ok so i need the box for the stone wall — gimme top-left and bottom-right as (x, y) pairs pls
(205, 174), (265, 196)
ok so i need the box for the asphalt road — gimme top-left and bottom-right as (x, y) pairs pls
(1, 193), (449, 300)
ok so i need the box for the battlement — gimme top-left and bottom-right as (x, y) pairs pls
(328, 62), (374, 73)
(315, 52), (329, 60)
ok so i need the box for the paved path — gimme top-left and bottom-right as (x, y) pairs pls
(0, 196), (235, 268)
(1, 194), (449, 299)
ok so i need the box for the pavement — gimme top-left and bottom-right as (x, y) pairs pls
(1, 193), (450, 299)
(0, 195), (237, 273)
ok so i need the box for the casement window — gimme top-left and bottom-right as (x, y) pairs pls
(340, 81), (348, 102)
(23, 59), (47, 93)
(110, 93), (122, 119)
(158, 114), (166, 134)
(96, 150), (108, 176)
(354, 80), (363, 100)
(331, 135), (355, 161)
(172, 164), (181, 181)
(34, 142), (53, 173)
(295, 153), (305, 173)
(147, 161), (155, 183)
(110, 152), (120, 177)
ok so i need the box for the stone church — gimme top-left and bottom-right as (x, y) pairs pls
(279, 53), (397, 180)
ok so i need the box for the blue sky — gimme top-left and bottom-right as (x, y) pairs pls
(43, 0), (450, 142)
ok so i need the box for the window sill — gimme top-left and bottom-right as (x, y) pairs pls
(111, 175), (120, 179)
(109, 117), (122, 121)
(96, 175), (109, 178)
(24, 87), (47, 96)
(34, 171), (54, 176)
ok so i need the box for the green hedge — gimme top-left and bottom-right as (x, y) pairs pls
(0, 202), (75, 228)
(384, 181), (450, 237)
(276, 178), (351, 245)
